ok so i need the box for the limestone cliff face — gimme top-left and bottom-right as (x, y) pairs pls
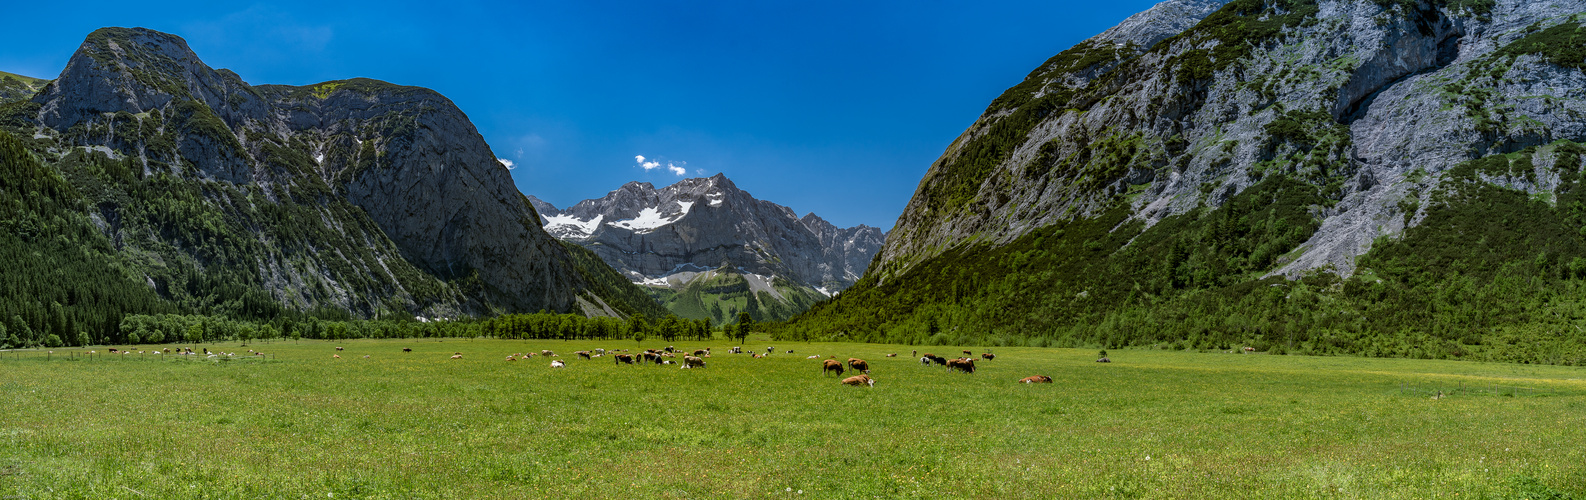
(877, 0), (1586, 282)
(531, 174), (885, 293)
(20, 27), (653, 317)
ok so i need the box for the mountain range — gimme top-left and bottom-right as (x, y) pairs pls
(528, 174), (885, 323)
(780, 0), (1586, 364)
(0, 27), (664, 343)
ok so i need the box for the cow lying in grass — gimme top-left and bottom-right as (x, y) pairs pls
(823, 359), (844, 377)
(682, 356), (706, 369)
(841, 374), (874, 387)
(1020, 375), (1053, 384)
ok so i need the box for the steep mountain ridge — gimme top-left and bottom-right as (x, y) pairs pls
(783, 0), (1586, 364)
(0, 27), (663, 333)
(530, 174), (885, 322)
(878, 0), (1581, 281)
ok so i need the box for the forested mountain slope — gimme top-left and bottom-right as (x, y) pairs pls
(0, 27), (664, 346)
(781, 0), (1586, 365)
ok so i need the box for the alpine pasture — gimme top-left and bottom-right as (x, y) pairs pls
(1, 339), (1583, 498)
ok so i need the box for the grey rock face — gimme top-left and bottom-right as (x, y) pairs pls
(28, 27), (605, 316)
(533, 174), (885, 291)
(876, 0), (1586, 281)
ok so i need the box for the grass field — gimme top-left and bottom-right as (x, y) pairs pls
(2, 338), (1583, 499)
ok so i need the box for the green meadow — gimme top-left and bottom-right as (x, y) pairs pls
(1, 339), (1583, 499)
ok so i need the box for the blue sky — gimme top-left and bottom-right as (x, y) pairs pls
(3, 0), (1164, 229)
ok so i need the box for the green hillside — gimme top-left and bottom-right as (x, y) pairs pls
(0, 70), (48, 104)
(779, 143), (1586, 365)
(643, 269), (826, 324)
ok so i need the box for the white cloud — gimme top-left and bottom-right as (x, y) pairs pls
(642, 161), (661, 170)
(696, 169), (706, 175)
(636, 154), (688, 175)
(668, 162), (686, 176)
(635, 155), (646, 163)
(497, 158), (516, 170)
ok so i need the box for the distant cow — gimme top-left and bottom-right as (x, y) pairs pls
(576, 351), (592, 360)
(615, 354), (635, 365)
(541, 350), (554, 357)
(946, 358), (976, 374)
(841, 374), (874, 387)
(981, 353), (996, 361)
(450, 354), (462, 360)
(682, 356), (706, 369)
(550, 360), (565, 368)
(847, 358), (870, 374)
(1020, 375), (1053, 384)
(962, 350), (973, 357)
(885, 353), (897, 357)
(665, 346), (675, 353)
(823, 359), (845, 376)
(922, 353), (947, 366)
(402, 348), (412, 353)
(1096, 357), (1111, 363)
(693, 349), (707, 356)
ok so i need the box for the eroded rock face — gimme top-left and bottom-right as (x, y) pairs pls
(877, 0), (1586, 281)
(531, 174), (885, 291)
(26, 27), (614, 316)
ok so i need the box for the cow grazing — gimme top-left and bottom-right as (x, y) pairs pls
(683, 356), (706, 369)
(885, 353), (897, 357)
(402, 348), (412, 353)
(336, 347), (344, 351)
(847, 358), (870, 374)
(595, 348), (606, 355)
(576, 351), (592, 360)
(786, 350), (794, 354)
(841, 374), (874, 387)
(550, 360), (565, 368)
(615, 354), (635, 365)
(541, 350), (554, 357)
(730, 346), (742, 354)
(767, 346), (774, 353)
(693, 349), (707, 356)
(946, 358), (976, 374)
(823, 359), (845, 376)
(962, 350), (973, 357)
(1020, 375), (1054, 384)
(665, 346), (675, 353)
(922, 354), (947, 366)
(506, 356), (516, 361)
(981, 353), (996, 361)
(919, 356), (931, 365)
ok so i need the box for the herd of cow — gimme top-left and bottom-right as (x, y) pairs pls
(341, 344), (1058, 386)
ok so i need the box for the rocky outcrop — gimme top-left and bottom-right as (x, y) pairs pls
(876, 0), (1586, 282)
(18, 27), (657, 317)
(531, 174), (885, 292)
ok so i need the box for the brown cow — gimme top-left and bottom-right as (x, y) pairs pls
(962, 350), (973, 357)
(614, 354), (635, 365)
(841, 374), (875, 387)
(922, 353), (947, 366)
(336, 347), (344, 351)
(541, 350), (554, 357)
(682, 356), (706, 369)
(847, 358), (870, 374)
(692, 349), (707, 356)
(822, 359), (845, 376)
(1020, 375), (1053, 384)
(576, 351), (592, 360)
(981, 353), (996, 361)
(946, 358), (976, 374)
(885, 353), (897, 357)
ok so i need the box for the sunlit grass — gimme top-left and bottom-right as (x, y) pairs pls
(2, 339), (1583, 498)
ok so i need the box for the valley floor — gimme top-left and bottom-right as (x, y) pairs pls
(1, 340), (1583, 498)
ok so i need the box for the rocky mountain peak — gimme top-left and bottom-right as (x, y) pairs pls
(533, 174), (885, 293)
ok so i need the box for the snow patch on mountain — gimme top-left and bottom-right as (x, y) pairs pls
(608, 200), (693, 233)
(542, 213), (604, 238)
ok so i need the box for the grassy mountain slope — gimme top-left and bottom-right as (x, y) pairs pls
(642, 269), (825, 324)
(781, 146), (1586, 365)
